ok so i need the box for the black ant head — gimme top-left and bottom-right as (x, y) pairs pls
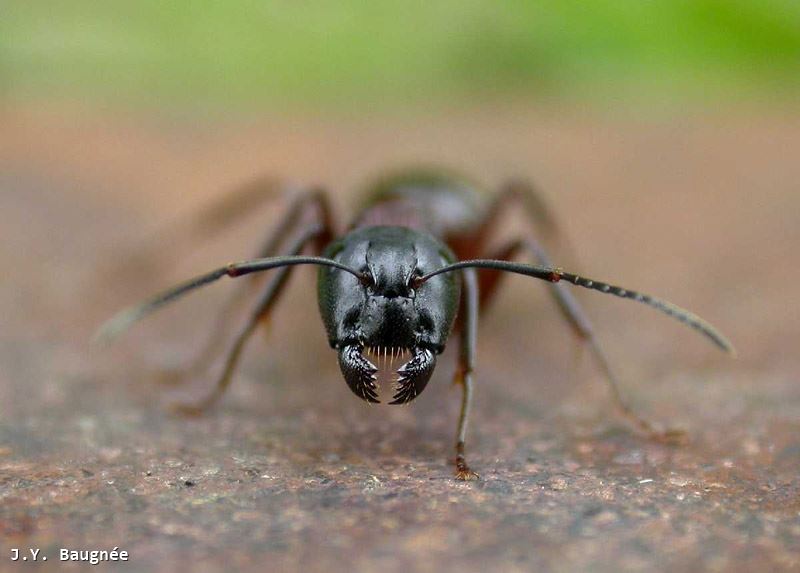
(317, 226), (460, 404)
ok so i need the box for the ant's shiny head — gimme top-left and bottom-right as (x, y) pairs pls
(317, 226), (460, 403)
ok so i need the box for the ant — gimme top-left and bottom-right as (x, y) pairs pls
(98, 168), (733, 480)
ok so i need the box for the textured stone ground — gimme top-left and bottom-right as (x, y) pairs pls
(1, 103), (799, 572)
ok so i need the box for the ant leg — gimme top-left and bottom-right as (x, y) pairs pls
(112, 177), (285, 281)
(460, 178), (569, 311)
(453, 268), (480, 480)
(246, 187), (336, 259)
(172, 221), (329, 416)
(137, 177), (337, 264)
(476, 178), (574, 257)
(169, 189), (335, 384)
(473, 179), (684, 442)
(480, 238), (685, 444)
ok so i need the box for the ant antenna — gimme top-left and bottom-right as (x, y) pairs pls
(420, 259), (734, 354)
(95, 255), (364, 343)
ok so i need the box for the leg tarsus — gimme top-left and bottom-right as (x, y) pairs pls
(588, 337), (687, 445)
(454, 439), (479, 481)
(170, 399), (214, 417)
(151, 366), (192, 387)
(614, 399), (688, 445)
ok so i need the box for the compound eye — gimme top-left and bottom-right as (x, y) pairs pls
(405, 269), (424, 298)
(359, 267), (376, 293)
(408, 268), (424, 291)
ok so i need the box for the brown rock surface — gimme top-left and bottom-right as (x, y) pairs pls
(1, 104), (798, 572)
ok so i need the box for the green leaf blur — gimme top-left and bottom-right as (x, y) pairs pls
(2, 1), (799, 110)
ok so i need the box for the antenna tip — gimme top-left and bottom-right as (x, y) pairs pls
(91, 323), (119, 346)
(91, 308), (142, 346)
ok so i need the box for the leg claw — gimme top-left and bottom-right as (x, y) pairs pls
(169, 401), (210, 417)
(455, 466), (480, 481)
(151, 367), (191, 387)
(650, 427), (688, 446)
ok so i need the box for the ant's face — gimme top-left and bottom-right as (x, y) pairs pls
(317, 226), (460, 403)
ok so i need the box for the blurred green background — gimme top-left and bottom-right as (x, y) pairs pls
(2, 1), (799, 111)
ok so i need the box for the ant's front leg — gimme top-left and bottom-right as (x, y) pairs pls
(164, 188), (335, 386)
(173, 221), (331, 415)
(453, 267), (480, 480)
